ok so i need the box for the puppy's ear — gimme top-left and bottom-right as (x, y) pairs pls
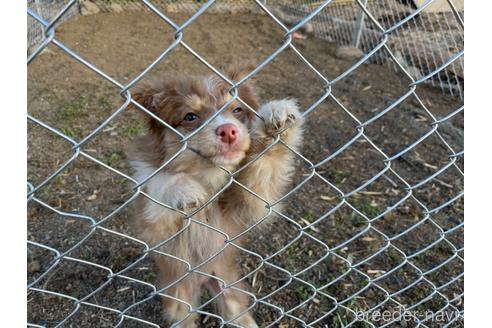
(225, 62), (257, 83)
(132, 82), (162, 113)
(132, 81), (169, 137)
(225, 62), (261, 114)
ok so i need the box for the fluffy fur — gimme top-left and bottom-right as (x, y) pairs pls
(128, 64), (304, 328)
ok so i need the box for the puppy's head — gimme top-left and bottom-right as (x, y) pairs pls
(133, 64), (260, 168)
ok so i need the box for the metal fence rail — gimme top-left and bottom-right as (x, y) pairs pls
(27, 0), (464, 327)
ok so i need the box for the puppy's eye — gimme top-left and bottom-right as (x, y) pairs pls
(232, 106), (243, 114)
(183, 113), (199, 122)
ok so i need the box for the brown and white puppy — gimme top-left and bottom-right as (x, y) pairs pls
(128, 64), (303, 328)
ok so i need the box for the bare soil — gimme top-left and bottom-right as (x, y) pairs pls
(28, 10), (463, 328)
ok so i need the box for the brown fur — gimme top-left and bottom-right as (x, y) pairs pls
(128, 64), (303, 328)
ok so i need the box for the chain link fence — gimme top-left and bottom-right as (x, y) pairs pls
(27, 0), (464, 327)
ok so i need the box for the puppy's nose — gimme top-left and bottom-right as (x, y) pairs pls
(216, 123), (238, 144)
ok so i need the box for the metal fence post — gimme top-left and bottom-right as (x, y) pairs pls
(352, 0), (368, 48)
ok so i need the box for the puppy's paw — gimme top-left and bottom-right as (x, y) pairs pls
(175, 198), (202, 213)
(160, 174), (207, 213)
(258, 99), (303, 137)
(254, 99), (304, 149)
(174, 188), (206, 214)
(232, 314), (258, 328)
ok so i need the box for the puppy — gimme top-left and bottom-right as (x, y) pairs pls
(128, 64), (303, 328)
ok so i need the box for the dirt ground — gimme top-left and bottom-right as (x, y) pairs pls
(27, 9), (463, 328)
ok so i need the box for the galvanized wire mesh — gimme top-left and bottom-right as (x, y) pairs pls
(27, 0), (464, 327)
(270, 0), (464, 98)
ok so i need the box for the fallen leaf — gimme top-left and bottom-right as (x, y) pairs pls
(87, 190), (99, 201)
(367, 269), (386, 275)
(360, 191), (383, 196)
